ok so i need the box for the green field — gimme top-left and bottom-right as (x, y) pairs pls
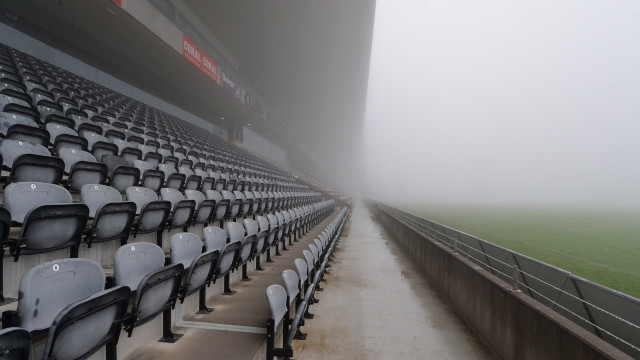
(398, 204), (640, 298)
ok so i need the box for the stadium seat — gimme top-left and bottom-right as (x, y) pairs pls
(245, 218), (266, 271)
(203, 226), (241, 295)
(161, 187), (196, 231)
(113, 242), (184, 342)
(6, 124), (50, 146)
(3, 182), (89, 260)
(59, 148), (108, 191)
(227, 221), (256, 281)
(206, 189), (230, 227)
(7, 153), (64, 184)
(170, 233), (218, 313)
(185, 189), (215, 225)
(222, 190), (241, 221)
(134, 159), (164, 192)
(158, 164), (185, 190)
(266, 284), (293, 360)
(102, 154), (140, 193)
(41, 286), (130, 360)
(266, 214), (281, 257)
(2, 258), (104, 332)
(81, 184), (136, 247)
(126, 186), (171, 246)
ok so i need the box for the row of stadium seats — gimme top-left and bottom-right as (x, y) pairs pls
(266, 207), (349, 359)
(0, 200), (337, 359)
(0, 181), (324, 302)
(0, 41), (345, 360)
(0, 43), (304, 193)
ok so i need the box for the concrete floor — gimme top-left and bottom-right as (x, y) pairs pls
(292, 202), (494, 360)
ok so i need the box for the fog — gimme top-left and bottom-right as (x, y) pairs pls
(363, 0), (640, 208)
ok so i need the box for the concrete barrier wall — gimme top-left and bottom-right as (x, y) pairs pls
(374, 206), (633, 360)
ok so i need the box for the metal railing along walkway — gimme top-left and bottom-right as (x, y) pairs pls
(377, 203), (640, 359)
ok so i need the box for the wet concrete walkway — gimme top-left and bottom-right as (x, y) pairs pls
(293, 202), (494, 359)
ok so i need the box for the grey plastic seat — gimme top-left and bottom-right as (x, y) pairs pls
(266, 214), (280, 251)
(179, 247), (219, 313)
(282, 269), (300, 306)
(196, 169), (214, 191)
(162, 170), (184, 190)
(0, 327), (31, 360)
(206, 189), (230, 226)
(121, 146), (142, 163)
(283, 210), (293, 238)
(59, 147), (108, 191)
(244, 219), (260, 253)
(0, 139), (50, 168)
(41, 286), (130, 360)
(253, 192), (264, 215)
(170, 232), (203, 269)
(273, 213), (286, 251)
(3, 182), (89, 259)
(59, 148), (96, 173)
(125, 262), (184, 338)
(203, 226), (227, 253)
(81, 184), (136, 247)
(314, 238), (325, 258)
(0, 112), (38, 137)
(224, 174), (236, 191)
(102, 154), (139, 193)
(234, 191), (249, 218)
(112, 138), (133, 153)
(7, 153), (64, 184)
(113, 242), (166, 291)
(256, 216), (272, 252)
(144, 152), (162, 167)
(126, 186), (171, 239)
(266, 284), (288, 325)
(6, 124), (50, 147)
(294, 258), (309, 288)
(4, 182), (72, 223)
(135, 159), (164, 192)
(52, 132), (89, 153)
(91, 140), (119, 163)
(179, 167), (202, 190)
(266, 284), (292, 360)
(211, 172), (226, 191)
(303, 249), (315, 275)
(7, 258), (104, 332)
(203, 226), (241, 293)
(185, 189), (215, 225)
(138, 144), (155, 158)
(309, 244), (320, 265)
(83, 131), (108, 149)
(226, 222), (244, 244)
(222, 190), (240, 220)
(161, 188), (195, 230)
(227, 222), (256, 280)
(245, 191), (258, 216)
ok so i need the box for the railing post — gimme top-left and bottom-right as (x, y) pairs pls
(512, 264), (520, 292)
(452, 238), (457, 254)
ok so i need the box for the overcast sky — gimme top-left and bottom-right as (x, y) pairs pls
(363, 0), (640, 208)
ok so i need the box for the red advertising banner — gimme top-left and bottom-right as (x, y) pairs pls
(182, 35), (219, 83)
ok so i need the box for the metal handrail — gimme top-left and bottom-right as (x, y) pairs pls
(377, 202), (640, 359)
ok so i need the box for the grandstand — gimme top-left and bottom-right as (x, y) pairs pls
(0, 1), (636, 360)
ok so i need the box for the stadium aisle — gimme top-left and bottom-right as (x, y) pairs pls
(292, 202), (494, 360)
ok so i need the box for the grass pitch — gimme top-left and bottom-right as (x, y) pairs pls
(398, 204), (640, 298)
